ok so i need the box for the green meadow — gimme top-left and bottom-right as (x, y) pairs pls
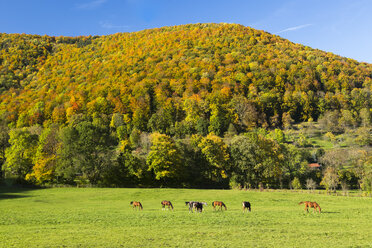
(1, 187), (371, 247)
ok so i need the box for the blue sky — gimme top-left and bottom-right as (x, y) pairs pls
(0, 0), (371, 63)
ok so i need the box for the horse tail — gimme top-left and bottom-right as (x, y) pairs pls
(298, 201), (304, 205)
(185, 202), (189, 206)
(130, 201), (133, 205)
(212, 202), (215, 207)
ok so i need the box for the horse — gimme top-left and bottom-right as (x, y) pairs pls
(299, 201), (321, 213)
(161, 200), (174, 210)
(194, 202), (207, 213)
(242, 201), (251, 212)
(130, 201), (143, 210)
(212, 201), (227, 211)
(185, 201), (207, 212)
(185, 201), (196, 212)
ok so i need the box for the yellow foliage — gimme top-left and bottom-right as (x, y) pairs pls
(27, 155), (56, 184)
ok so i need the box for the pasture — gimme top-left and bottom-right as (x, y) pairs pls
(0, 187), (371, 247)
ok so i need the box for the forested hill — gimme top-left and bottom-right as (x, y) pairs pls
(0, 23), (371, 133)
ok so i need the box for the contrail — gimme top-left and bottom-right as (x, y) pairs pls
(275, 24), (313, 34)
(99, 21), (129, 29)
(76, 0), (107, 10)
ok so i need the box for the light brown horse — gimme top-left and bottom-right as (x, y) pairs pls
(130, 201), (143, 210)
(299, 201), (321, 213)
(161, 200), (174, 210)
(212, 201), (227, 211)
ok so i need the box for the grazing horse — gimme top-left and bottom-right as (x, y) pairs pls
(161, 200), (174, 210)
(185, 201), (196, 212)
(185, 201), (207, 212)
(299, 201), (321, 213)
(194, 202), (207, 213)
(212, 201), (227, 211)
(242, 201), (251, 212)
(130, 201), (143, 210)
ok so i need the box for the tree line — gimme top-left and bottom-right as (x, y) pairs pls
(0, 113), (370, 192)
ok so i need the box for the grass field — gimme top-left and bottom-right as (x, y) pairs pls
(1, 187), (372, 247)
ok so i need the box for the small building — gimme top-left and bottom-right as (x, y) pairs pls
(308, 163), (322, 169)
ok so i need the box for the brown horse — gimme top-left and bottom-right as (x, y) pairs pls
(161, 200), (174, 210)
(130, 201), (143, 210)
(212, 201), (227, 211)
(299, 201), (321, 213)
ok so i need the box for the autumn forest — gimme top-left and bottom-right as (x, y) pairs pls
(0, 23), (371, 191)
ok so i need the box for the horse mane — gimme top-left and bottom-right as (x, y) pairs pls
(169, 201), (174, 209)
(222, 202), (227, 210)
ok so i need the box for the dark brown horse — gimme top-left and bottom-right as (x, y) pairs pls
(195, 202), (207, 212)
(212, 201), (227, 211)
(242, 201), (251, 212)
(299, 201), (321, 213)
(130, 201), (143, 210)
(161, 200), (174, 210)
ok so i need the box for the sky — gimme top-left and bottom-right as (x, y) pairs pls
(0, 0), (371, 63)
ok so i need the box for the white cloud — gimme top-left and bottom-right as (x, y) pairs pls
(76, 0), (107, 10)
(275, 24), (313, 34)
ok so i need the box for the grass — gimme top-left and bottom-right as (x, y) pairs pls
(1, 187), (372, 247)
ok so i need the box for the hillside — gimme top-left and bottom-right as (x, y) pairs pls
(0, 23), (371, 189)
(1, 23), (371, 132)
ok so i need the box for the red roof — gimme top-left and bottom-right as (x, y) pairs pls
(308, 163), (321, 168)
